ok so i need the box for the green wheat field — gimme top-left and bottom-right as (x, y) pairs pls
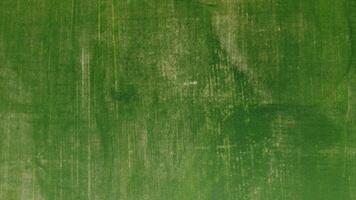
(1, 0), (356, 199)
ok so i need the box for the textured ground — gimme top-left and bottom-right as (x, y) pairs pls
(1, 0), (356, 199)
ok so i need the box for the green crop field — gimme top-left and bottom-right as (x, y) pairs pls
(1, 0), (356, 199)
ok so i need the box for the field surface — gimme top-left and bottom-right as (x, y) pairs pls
(1, 0), (356, 199)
